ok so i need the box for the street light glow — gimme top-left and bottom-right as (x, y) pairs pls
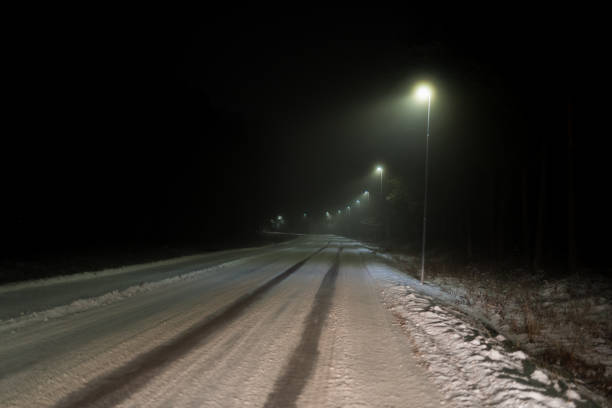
(415, 84), (432, 101)
(376, 166), (383, 173)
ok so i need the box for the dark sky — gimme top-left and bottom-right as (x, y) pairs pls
(3, 10), (610, 260)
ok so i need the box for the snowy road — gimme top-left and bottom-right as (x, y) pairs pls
(0, 236), (595, 407)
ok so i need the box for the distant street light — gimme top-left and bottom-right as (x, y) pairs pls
(415, 83), (432, 284)
(376, 166), (383, 194)
(363, 190), (370, 204)
(346, 205), (351, 216)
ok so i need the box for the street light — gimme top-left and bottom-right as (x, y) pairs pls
(415, 83), (432, 284)
(376, 166), (383, 194)
(416, 84), (431, 101)
(363, 190), (370, 204)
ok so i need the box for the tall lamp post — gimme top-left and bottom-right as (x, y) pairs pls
(376, 166), (383, 194)
(416, 84), (432, 284)
(375, 166), (385, 241)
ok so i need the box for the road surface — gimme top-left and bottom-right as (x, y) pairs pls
(2, 235), (592, 407)
(0, 235), (448, 407)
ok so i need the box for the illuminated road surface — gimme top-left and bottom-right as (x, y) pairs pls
(0, 235), (447, 407)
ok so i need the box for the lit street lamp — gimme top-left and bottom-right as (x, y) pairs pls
(376, 166), (383, 194)
(416, 83), (432, 284)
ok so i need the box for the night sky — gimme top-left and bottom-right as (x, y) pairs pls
(4, 11), (610, 268)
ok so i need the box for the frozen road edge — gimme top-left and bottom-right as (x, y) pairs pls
(368, 260), (600, 408)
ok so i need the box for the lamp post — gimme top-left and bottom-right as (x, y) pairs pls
(376, 166), (383, 194)
(416, 84), (432, 284)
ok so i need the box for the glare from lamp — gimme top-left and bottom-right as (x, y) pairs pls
(416, 84), (432, 101)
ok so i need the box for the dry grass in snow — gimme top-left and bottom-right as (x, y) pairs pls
(384, 250), (612, 405)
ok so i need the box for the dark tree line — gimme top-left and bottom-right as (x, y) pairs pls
(382, 94), (602, 274)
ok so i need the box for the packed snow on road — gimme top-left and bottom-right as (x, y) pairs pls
(0, 236), (603, 407)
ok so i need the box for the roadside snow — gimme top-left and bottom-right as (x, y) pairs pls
(532, 369), (552, 385)
(0, 246), (265, 294)
(0, 257), (248, 331)
(0, 254), (208, 294)
(428, 270), (612, 379)
(367, 259), (594, 408)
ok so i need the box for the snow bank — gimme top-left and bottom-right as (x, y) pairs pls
(0, 257), (246, 331)
(0, 246), (264, 294)
(368, 261), (594, 408)
(0, 254), (210, 294)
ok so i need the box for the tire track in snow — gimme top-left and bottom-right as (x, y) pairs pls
(54, 245), (327, 408)
(263, 247), (342, 408)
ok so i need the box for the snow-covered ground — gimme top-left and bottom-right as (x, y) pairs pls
(366, 256), (602, 407)
(0, 235), (604, 407)
(0, 248), (258, 293)
(0, 254), (257, 331)
(430, 267), (612, 381)
(0, 240), (318, 407)
(0, 243), (293, 321)
(369, 247), (611, 407)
